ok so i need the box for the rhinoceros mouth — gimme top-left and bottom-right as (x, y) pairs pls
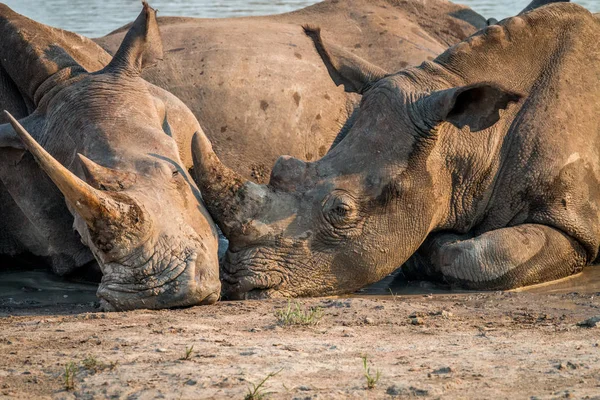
(220, 261), (285, 300)
(96, 236), (219, 310)
(220, 247), (313, 300)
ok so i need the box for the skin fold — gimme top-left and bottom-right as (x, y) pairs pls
(0, 3), (220, 310)
(95, 0), (493, 183)
(191, 2), (599, 299)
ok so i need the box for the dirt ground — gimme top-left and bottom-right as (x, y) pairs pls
(1, 283), (600, 400)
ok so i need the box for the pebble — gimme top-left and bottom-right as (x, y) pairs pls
(431, 366), (452, 375)
(364, 317), (374, 325)
(185, 379), (197, 386)
(411, 317), (425, 326)
(386, 385), (403, 396)
(577, 315), (600, 328)
(156, 348), (168, 353)
(557, 362), (578, 370)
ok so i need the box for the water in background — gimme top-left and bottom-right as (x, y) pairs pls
(3, 0), (598, 38)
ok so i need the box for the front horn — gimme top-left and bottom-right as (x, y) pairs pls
(191, 130), (268, 240)
(4, 110), (125, 227)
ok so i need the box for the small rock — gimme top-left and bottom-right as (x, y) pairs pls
(440, 310), (453, 318)
(185, 379), (197, 386)
(432, 366), (452, 374)
(557, 362), (577, 370)
(364, 317), (375, 325)
(240, 351), (256, 356)
(249, 328), (261, 333)
(409, 386), (429, 396)
(298, 385), (311, 391)
(411, 317), (425, 326)
(156, 348), (168, 353)
(386, 385), (404, 396)
(577, 315), (600, 328)
(408, 312), (423, 318)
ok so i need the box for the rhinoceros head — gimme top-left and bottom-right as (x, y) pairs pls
(192, 25), (524, 299)
(0, 3), (220, 310)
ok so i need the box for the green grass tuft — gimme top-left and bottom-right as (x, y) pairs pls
(362, 355), (381, 390)
(180, 345), (195, 361)
(275, 301), (323, 327)
(63, 361), (77, 391)
(244, 369), (282, 400)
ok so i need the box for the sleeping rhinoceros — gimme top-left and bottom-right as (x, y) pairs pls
(191, 2), (600, 299)
(95, 0), (564, 183)
(94, 0), (493, 183)
(0, 3), (220, 310)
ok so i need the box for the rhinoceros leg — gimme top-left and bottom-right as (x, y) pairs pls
(405, 224), (587, 290)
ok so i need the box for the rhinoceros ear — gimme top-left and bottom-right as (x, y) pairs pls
(425, 83), (522, 132)
(0, 4), (111, 107)
(304, 25), (388, 94)
(78, 154), (137, 192)
(0, 113), (45, 149)
(0, 123), (23, 149)
(104, 2), (163, 76)
(519, 0), (569, 15)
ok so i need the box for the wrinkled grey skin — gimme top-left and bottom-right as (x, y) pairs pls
(95, 0), (494, 183)
(0, 4), (220, 310)
(96, 0), (559, 183)
(192, 2), (599, 299)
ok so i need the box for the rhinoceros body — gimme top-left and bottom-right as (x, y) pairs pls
(192, 2), (600, 299)
(95, 0), (488, 182)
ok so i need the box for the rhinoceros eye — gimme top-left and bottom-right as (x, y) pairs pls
(323, 191), (361, 231)
(332, 203), (351, 217)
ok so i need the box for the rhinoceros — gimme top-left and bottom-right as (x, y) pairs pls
(94, 0), (494, 183)
(191, 2), (600, 299)
(95, 0), (566, 183)
(0, 3), (220, 310)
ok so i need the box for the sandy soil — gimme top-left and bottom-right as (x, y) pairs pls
(1, 289), (600, 400)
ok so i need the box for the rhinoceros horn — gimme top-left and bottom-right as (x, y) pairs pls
(4, 111), (127, 228)
(191, 131), (269, 241)
(104, 1), (163, 76)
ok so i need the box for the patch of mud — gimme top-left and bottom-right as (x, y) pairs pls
(0, 269), (98, 314)
(362, 265), (600, 297)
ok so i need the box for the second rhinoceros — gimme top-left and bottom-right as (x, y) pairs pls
(191, 3), (600, 299)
